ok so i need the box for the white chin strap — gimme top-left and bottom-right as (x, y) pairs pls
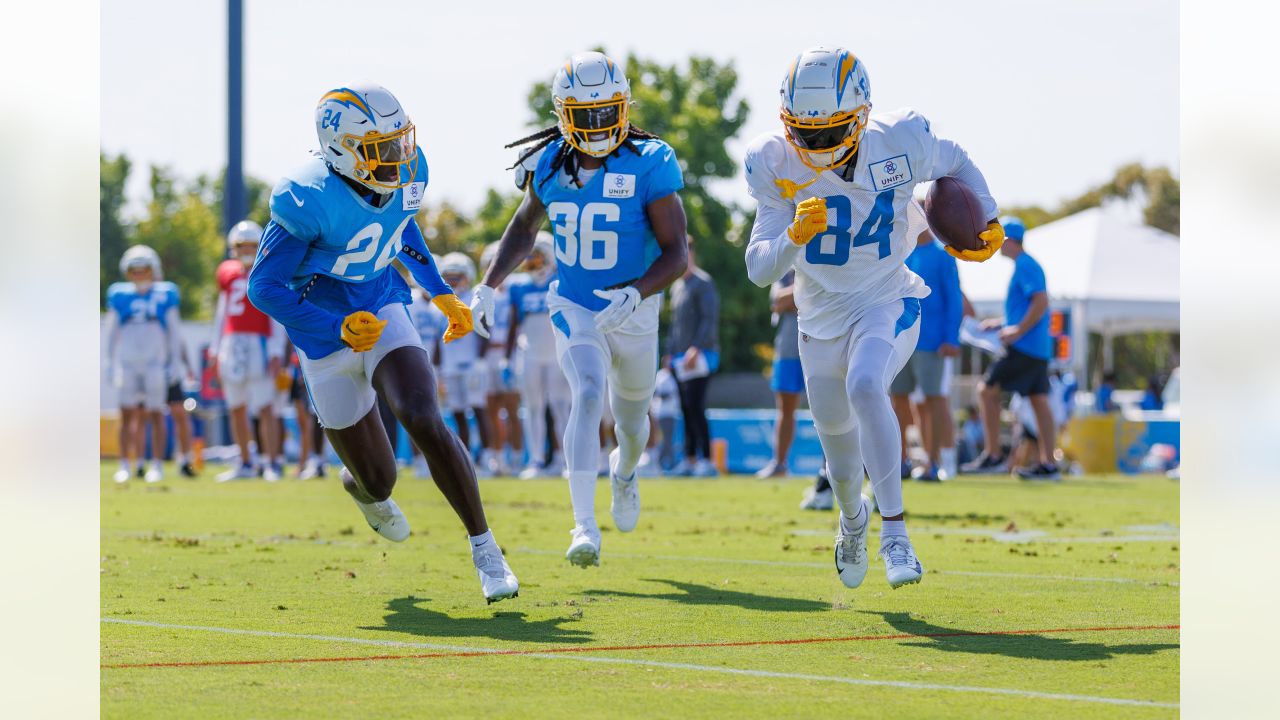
(580, 137), (615, 157)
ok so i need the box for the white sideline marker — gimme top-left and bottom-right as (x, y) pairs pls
(102, 618), (1177, 709)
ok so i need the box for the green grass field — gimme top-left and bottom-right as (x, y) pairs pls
(101, 464), (1179, 718)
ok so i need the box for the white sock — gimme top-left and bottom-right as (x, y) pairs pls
(568, 471), (597, 527)
(469, 529), (495, 549)
(841, 498), (868, 532)
(881, 519), (907, 541)
(940, 447), (957, 475)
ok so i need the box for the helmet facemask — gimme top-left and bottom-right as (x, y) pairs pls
(555, 95), (630, 158)
(781, 108), (867, 172)
(125, 263), (155, 294)
(343, 124), (418, 193)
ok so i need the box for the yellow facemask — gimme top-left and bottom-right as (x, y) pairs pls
(780, 108), (868, 172)
(340, 124), (418, 191)
(555, 95), (630, 157)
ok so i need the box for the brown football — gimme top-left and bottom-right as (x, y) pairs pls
(924, 176), (987, 252)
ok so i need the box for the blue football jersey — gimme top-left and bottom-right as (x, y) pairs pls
(532, 138), (683, 311)
(263, 147), (430, 357)
(508, 275), (554, 323)
(106, 281), (180, 329)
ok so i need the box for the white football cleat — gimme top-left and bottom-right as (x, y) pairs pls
(297, 456), (321, 480)
(262, 464), (282, 483)
(113, 466), (131, 484)
(608, 448), (640, 532)
(834, 495), (871, 588)
(216, 463), (258, 483)
(518, 464), (541, 480)
(473, 541), (519, 604)
(565, 524), (601, 568)
(144, 461), (163, 484)
(880, 535), (924, 588)
(344, 469), (410, 542)
(800, 486), (834, 511)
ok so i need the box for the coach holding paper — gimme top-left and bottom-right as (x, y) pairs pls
(963, 217), (1060, 481)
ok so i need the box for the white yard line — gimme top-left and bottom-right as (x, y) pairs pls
(101, 618), (1177, 709)
(513, 548), (1179, 586)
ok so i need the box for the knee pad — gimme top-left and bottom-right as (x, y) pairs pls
(807, 375), (855, 436)
(848, 371), (887, 409)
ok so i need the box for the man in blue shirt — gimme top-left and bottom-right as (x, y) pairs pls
(962, 216), (1060, 480)
(890, 228), (963, 481)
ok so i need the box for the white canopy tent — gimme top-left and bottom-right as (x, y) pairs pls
(956, 203), (1179, 386)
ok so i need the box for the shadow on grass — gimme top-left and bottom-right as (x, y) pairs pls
(583, 579), (828, 613)
(863, 611), (1179, 661)
(360, 595), (592, 644)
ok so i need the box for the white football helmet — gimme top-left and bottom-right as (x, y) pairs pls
(524, 231), (555, 281)
(552, 52), (631, 157)
(315, 83), (418, 194)
(226, 220), (263, 266)
(119, 244), (163, 280)
(480, 242), (501, 274)
(779, 47), (871, 172)
(439, 252), (476, 285)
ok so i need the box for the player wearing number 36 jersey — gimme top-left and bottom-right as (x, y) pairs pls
(745, 47), (1002, 592)
(473, 52), (688, 570)
(246, 82), (518, 604)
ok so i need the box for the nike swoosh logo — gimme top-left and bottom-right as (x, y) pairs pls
(287, 188), (304, 207)
(774, 176), (819, 200)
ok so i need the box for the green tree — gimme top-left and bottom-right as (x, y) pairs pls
(131, 167), (225, 320)
(523, 53), (760, 370)
(1003, 163), (1179, 235)
(100, 153), (132, 307)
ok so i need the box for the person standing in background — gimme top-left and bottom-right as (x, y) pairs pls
(889, 228), (962, 481)
(962, 216), (1060, 480)
(759, 270), (803, 479)
(667, 238), (720, 477)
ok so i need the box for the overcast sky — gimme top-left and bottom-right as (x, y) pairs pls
(101, 0), (1178, 222)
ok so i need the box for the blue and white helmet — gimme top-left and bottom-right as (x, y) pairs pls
(119, 244), (163, 280)
(779, 47), (871, 172)
(551, 52), (632, 158)
(439, 252), (476, 284)
(315, 83), (417, 194)
(226, 220), (263, 265)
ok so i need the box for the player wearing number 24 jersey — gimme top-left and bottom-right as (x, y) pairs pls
(246, 82), (518, 604)
(472, 52), (689, 571)
(745, 47), (1002, 594)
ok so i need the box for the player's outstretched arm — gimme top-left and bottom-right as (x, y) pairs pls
(398, 221), (452, 298)
(633, 192), (689, 299)
(745, 201), (804, 287)
(482, 188), (546, 291)
(246, 222), (345, 340)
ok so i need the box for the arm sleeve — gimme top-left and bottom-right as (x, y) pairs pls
(399, 220), (454, 297)
(745, 203), (803, 287)
(940, 255), (963, 346)
(246, 221), (344, 342)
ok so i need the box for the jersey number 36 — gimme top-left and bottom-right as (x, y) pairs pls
(546, 201), (619, 271)
(806, 191), (895, 266)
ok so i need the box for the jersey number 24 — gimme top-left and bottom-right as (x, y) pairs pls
(806, 191), (894, 266)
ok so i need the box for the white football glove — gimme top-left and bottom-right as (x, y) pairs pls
(468, 284), (496, 339)
(592, 286), (642, 334)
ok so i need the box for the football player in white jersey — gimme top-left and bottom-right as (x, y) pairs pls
(744, 47), (1003, 589)
(433, 253), (493, 465)
(478, 242), (524, 476)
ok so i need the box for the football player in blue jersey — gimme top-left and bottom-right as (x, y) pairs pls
(472, 52), (689, 568)
(105, 245), (184, 484)
(246, 83), (518, 603)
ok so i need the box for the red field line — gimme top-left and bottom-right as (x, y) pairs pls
(102, 623), (1179, 670)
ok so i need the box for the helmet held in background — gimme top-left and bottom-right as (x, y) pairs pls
(552, 52), (631, 158)
(119, 244), (163, 293)
(315, 83), (418, 194)
(439, 252), (477, 290)
(226, 220), (264, 267)
(779, 47), (871, 172)
(524, 231), (556, 282)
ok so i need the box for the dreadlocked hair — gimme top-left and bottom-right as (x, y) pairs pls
(506, 123), (661, 190)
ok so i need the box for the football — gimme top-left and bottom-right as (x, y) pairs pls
(924, 176), (988, 252)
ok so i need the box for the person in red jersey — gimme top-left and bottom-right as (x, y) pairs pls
(210, 220), (287, 482)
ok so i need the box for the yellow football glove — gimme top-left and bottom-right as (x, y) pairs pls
(946, 221), (1006, 262)
(433, 294), (474, 344)
(341, 311), (387, 353)
(787, 196), (828, 246)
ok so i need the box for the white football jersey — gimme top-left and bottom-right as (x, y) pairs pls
(745, 108), (997, 339)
